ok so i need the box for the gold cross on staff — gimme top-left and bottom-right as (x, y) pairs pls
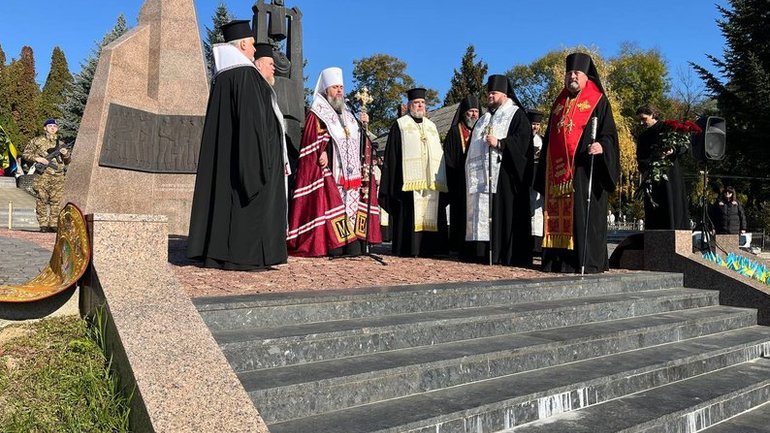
(354, 87), (374, 115)
(354, 87), (374, 133)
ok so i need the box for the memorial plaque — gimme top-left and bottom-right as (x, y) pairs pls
(99, 104), (203, 173)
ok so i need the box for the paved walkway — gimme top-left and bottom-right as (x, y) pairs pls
(0, 177), (39, 230)
(0, 179), (50, 284)
(0, 236), (51, 285)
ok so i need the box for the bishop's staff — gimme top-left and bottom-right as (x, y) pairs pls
(354, 87), (386, 265)
(580, 117), (598, 276)
(486, 123), (494, 266)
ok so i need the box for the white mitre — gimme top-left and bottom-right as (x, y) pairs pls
(313, 67), (344, 100)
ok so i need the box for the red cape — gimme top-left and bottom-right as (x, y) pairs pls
(287, 111), (381, 256)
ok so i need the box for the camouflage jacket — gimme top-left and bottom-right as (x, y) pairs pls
(22, 134), (70, 176)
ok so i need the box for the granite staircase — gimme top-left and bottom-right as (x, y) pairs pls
(194, 272), (770, 433)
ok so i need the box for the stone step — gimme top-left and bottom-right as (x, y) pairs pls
(195, 272), (684, 331)
(246, 306), (756, 423)
(699, 401), (770, 433)
(0, 177), (17, 188)
(267, 328), (770, 433)
(215, 288), (719, 371)
(506, 357), (770, 433)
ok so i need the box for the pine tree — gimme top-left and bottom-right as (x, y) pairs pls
(443, 45), (488, 107)
(204, 2), (233, 78)
(59, 15), (128, 140)
(0, 44), (22, 152)
(0, 44), (7, 112)
(39, 47), (73, 124)
(691, 0), (770, 204)
(6, 46), (41, 151)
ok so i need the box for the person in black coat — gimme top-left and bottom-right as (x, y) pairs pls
(443, 95), (481, 254)
(187, 21), (289, 271)
(534, 53), (620, 274)
(635, 104), (690, 230)
(710, 186), (747, 234)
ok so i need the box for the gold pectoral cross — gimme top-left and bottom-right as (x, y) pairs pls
(418, 124), (427, 144)
(558, 117), (574, 133)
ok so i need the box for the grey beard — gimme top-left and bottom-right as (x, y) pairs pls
(463, 117), (477, 129)
(410, 110), (424, 119)
(567, 81), (581, 94)
(327, 95), (345, 113)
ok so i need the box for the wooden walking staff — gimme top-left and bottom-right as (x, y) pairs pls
(581, 117), (599, 276)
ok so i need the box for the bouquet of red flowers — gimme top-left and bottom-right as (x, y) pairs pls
(636, 119), (702, 206)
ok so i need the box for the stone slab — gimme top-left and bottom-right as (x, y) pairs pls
(80, 213), (268, 433)
(639, 230), (770, 325)
(268, 332), (770, 433)
(507, 358), (770, 433)
(248, 308), (756, 423)
(701, 401), (770, 433)
(196, 272), (685, 331)
(216, 288), (719, 371)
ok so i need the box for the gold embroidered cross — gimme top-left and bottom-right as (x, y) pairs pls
(354, 86), (373, 134)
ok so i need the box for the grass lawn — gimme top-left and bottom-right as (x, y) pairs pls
(0, 315), (131, 432)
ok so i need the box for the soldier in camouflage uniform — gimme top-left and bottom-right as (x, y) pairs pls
(22, 119), (70, 232)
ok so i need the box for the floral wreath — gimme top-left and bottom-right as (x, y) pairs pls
(636, 119), (702, 207)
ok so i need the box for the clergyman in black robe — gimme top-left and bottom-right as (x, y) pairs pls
(443, 95), (480, 254)
(187, 21), (289, 271)
(379, 88), (449, 257)
(534, 53), (620, 274)
(465, 75), (533, 266)
(635, 104), (690, 230)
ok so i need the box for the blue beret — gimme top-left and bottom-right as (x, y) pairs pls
(44, 119), (58, 127)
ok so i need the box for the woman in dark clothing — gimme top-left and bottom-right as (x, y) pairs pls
(710, 186), (747, 234)
(635, 105), (690, 230)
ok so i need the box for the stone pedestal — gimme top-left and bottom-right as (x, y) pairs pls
(63, 0), (208, 235)
(81, 214), (270, 432)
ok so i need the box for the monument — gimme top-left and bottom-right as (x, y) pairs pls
(62, 0), (209, 235)
(253, 0), (305, 154)
(63, 0), (305, 235)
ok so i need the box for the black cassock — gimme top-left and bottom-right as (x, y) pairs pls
(467, 109), (534, 266)
(187, 66), (288, 270)
(535, 95), (619, 273)
(443, 122), (469, 253)
(636, 121), (690, 230)
(379, 117), (448, 257)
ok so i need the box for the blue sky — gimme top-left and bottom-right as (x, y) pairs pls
(1, 0), (729, 101)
